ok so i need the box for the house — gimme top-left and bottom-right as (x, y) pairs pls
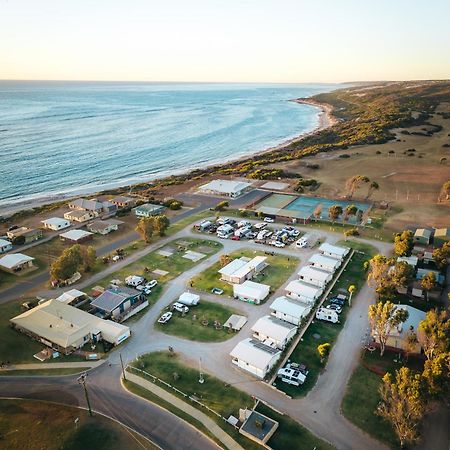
(434, 228), (450, 247)
(416, 268), (444, 285)
(308, 254), (340, 273)
(239, 409), (279, 445)
(251, 315), (297, 350)
(318, 243), (349, 260)
(230, 338), (281, 379)
(219, 256), (267, 284)
(285, 280), (322, 304)
(397, 256), (419, 267)
(64, 209), (98, 223)
(90, 287), (146, 321)
(133, 203), (166, 218)
(233, 280), (270, 305)
(10, 299), (130, 354)
(297, 265), (332, 288)
(270, 296), (311, 326)
(414, 228), (432, 245)
(55, 289), (88, 306)
(110, 196), (136, 208)
(0, 239), (12, 254)
(60, 229), (94, 243)
(6, 227), (43, 244)
(382, 304), (426, 354)
(198, 179), (253, 198)
(87, 220), (119, 235)
(0, 253), (35, 274)
(68, 198), (117, 218)
(42, 217), (71, 231)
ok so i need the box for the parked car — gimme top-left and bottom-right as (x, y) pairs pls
(136, 285), (151, 295)
(326, 304), (343, 314)
(172, 302), (189, 314)
(263, 217), (275, 223)
(157, 312), (173, 324)
(237, 220), (251, 228)
(146, 279), (158, 289)
(254, 222), (267, 230)
(273, 241), (285, 248)
(211, 287), (224, 295)
(247, 232), (257, 239)
(231, 235), (240, 241)
(329, 297), (345, 306)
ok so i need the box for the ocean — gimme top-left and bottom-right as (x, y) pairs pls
(0, 82), (337, 209)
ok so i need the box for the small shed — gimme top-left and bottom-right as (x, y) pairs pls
(239, 409), (278, 445)
(223, 314), (247, 331)
(434, 228), (450, 247)
(414, 228), (432, 245)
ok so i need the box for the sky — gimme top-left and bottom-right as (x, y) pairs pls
(0, 0), (449, 83)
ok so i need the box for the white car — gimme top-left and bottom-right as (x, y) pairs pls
(158, 312), (173, 324)
(146, 279), (158, 289)
(254, 222), (267, 230)
(136, 285), (151, 295)
(172, 302), (189, 313)
(273, 241), (285, 248)
(237, 220), (251, 228)
(264, 217), (275, 223)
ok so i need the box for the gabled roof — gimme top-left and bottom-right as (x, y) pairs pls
(0, 253), (34, 269)
(308, 254), (340, 270)
(0, 238), (12, 247)
(55, 289), (87, 304)
(270, 296), (311, 318)
(91, 288), (138, 313)
(318, 243), (349, 258)
(60, 229), (93, 241)
(42, 217), (69, 227)
(70, 198), (104, 211)
(251, 315), (297, 341)
(199, 179), (252, 194)
(230, 338), (281, 370)
(414, 228), (432, 238)
(234, 280), (270, 300)
(285, 280), (322, 299)
(298, 265), (332, 282)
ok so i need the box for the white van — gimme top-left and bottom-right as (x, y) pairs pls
(315, 307), (339, 323)
(295, 234), (311, 249)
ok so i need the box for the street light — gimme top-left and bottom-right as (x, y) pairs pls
(77, 372), (93, 417)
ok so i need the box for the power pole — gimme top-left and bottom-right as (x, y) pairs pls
(120, 353), (127, 381)
(77, 372), (93, 416)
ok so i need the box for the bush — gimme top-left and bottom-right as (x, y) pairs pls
(164, 198), (183, 210)
(345, 228), (360, 237)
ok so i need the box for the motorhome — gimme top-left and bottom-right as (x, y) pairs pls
(295, 234), (311, 248)
(315, 307), (339, 323)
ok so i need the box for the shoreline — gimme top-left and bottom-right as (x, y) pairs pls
(0, 98), (336, 218)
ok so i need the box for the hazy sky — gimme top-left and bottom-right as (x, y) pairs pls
(1, 0), (449, 82)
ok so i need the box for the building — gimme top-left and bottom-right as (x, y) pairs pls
(6, 227), (43, 244)
(0, 239), (12, 254)
(0, 253), (35, 274)
(251, 315), (297, 350)
(219, 256), (267, 284)
(297, 265), (332, 288)
(414, 228), (432, 245)
(68, 198), (117, 218)
(110, 196), (136, 208)
(230, 338), (281, 379)
(198, 179), (253, 198)
(60, 229), (94, 243)
(285, 280), (322, 304)
(233, 280), (270, 305)
(10, 299), (130, 354)
(397, 255), (419, 268)
(308, 254), (340, 273)
(87, 220), (119, 235)
(223, 314), (247, 331)
(55, 289), (88, 306)
(318, 243), (349, 260)
(133, 203), (166, 218)
(270, 296), (311, 326)
(64, 209), (98, 223)
(239, 409), (279, 445)
(42, 217), (71, 231)
(434, 228), (450, 247)
(90, 287), (146, 321)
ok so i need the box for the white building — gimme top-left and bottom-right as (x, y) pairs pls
(285, 280), (322, 304)
(251, 315), (297, 350)
(397, 256), (419, 268)
(270, 296), (311, 326)
(233, 280), (270, 305)
(60, 229), (94, 243)
(318, 243), (349, 260)
(308, 254), (340, 273)
(42, 217), (71, 231)
(297, 265), (332, 288)
(87, 220), (119, 235)
(230, 338), (281, 379)
(198, 179), (252, 198)
(0, 238), (12, 254)
(0, 253), (35, 274)
(219, 256), (267, 284)
(55, 289), (87, 305)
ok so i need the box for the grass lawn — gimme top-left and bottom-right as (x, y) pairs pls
(155, 300), (240, 342)
(256, 403), (336, 450)
(0, 399), (154, 450)
(191, 248), (299, 300)
(276, 241), (377, 397)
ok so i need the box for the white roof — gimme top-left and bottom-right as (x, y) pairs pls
(199, 179), (252, 194)
(42, 217), (69, 226)
(179, 292), (200, 302)
(285, 280), (322, 299)
(55, 289), (86, 304)
(251, 315), (297, 341)
(233, 280), (270, 301)
(0, 239), (12, 247)
(388, 304), (426, 340)
(309, 254), (340, 270)
(319, 243), (349, 258)
(219, 256), (267, 279)
(230, 338), (281, 370)
(397, 256), (419, 267)
(261, 181), (289, 191)
(0, 253), (34, 269)
(298, 265), (332, 282)
(223, 314), (247, 331)
(219, 257), (248, 276)
(270, 296), (311, 318)
(60, 229), (93, 241)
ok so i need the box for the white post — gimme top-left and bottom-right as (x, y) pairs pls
(199, 357), (204, 384)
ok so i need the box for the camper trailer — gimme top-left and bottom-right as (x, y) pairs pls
(315, 307), (339, 323)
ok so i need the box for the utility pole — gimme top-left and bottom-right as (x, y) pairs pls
(77, 372), (93, 416)
(120, 353), (127, 381)
(198, 357), (204, 384)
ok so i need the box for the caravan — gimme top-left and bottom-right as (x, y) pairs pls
(315, 307), (339, 323)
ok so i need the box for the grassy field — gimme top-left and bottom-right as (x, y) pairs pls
(156, 300), (241, 342)
(276, 241), (376, 397)
(0, 399), (155, 450)
(191, 248), (298, 300)
(129, 351), (336, 450)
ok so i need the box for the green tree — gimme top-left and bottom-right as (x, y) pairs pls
(82, 245), (97, 272)
(367, 254), (396, 301)
(390, 261), (414, 292)
(345, 204), (358, 222)
(393, 230), (414, 256)
(417, 309), (450, 361)
(368, 301), (409, 356)
(135, 217), (154, 243)
(328, 205), (343, 224)
(317, 343), (331, 363)
(421, 272), (436, 301)
(377, 367), (425, 448)
(50, 245), (83, 281)
(422, 352), (450, 405)
(345, 175), (370, 199)
(432, 242), (450, 270)
(152, 215), (170, 237)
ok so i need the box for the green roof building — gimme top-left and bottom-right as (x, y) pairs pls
(434, 228), (450, 247)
